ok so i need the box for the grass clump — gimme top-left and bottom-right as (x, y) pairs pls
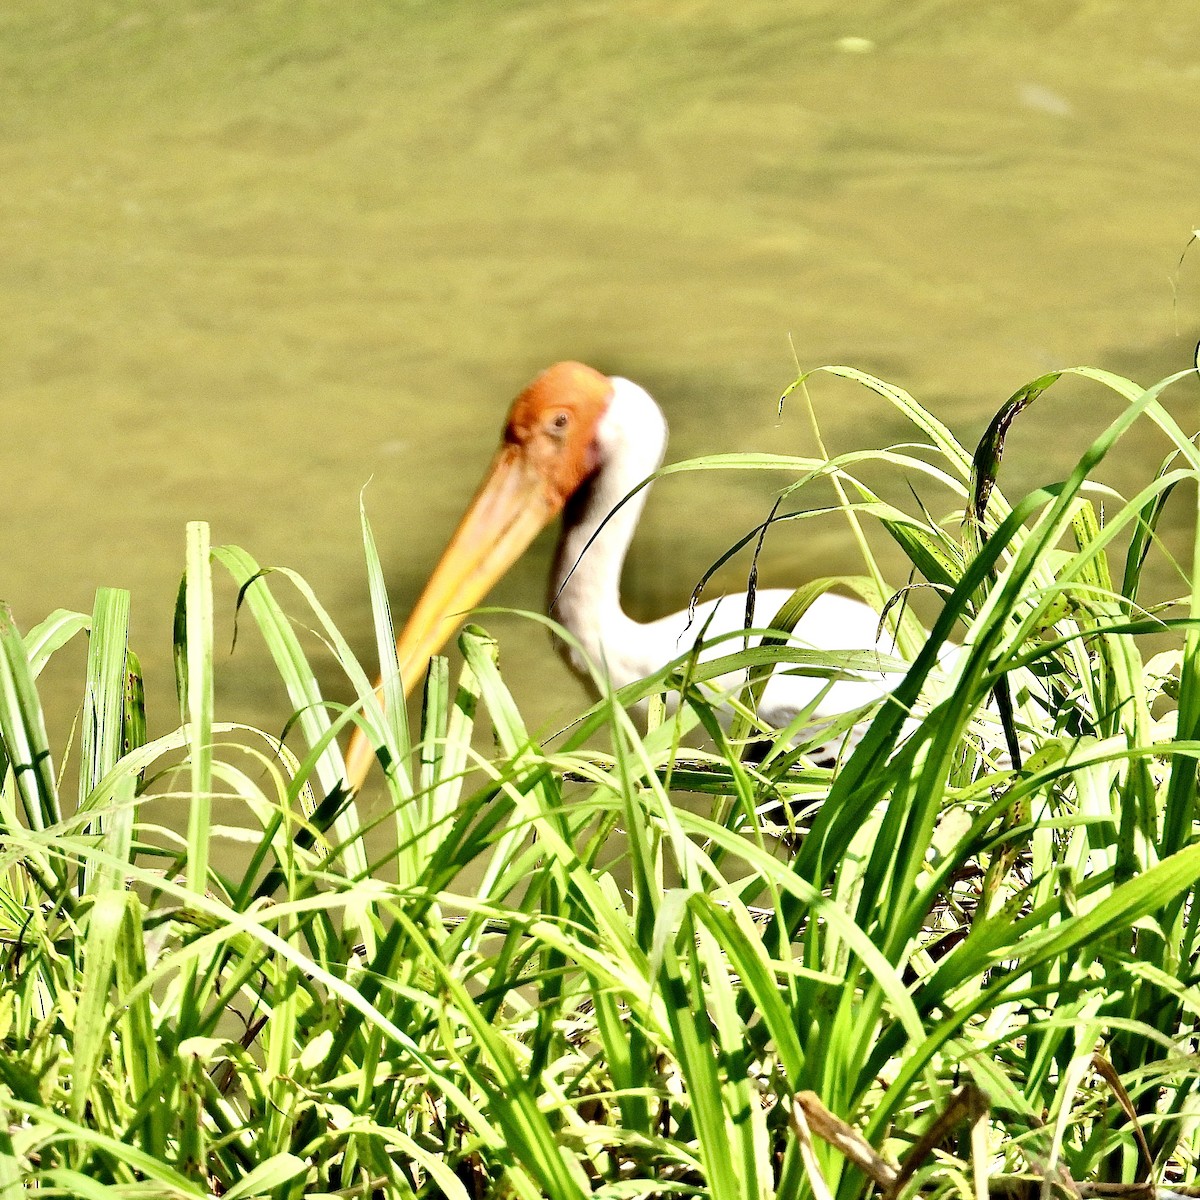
(3, 365), (1200, 1198)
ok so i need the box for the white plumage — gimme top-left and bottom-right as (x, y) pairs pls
(547, 375), (901, 727)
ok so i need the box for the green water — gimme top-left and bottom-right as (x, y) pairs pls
(3, 0), (1200, 750)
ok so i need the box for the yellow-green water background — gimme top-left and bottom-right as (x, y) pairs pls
(3, 0), (1200, 756)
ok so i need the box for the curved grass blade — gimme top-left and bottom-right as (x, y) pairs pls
(0, 605), (62, 872)
(211, 543), (368, 880)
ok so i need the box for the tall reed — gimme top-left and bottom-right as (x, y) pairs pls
(2, 366), (1199, 1198)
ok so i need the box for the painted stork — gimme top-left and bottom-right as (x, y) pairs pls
(344, 362), (905, 790)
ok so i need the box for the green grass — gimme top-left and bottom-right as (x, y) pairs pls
(3, 365), (1200, 1198)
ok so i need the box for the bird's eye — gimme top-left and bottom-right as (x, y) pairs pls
(550, 412), (570, 432)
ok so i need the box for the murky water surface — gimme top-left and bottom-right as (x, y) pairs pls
(3, 0), (1200, 756)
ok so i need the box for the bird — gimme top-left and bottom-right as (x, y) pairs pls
(343, 361), (908, 791)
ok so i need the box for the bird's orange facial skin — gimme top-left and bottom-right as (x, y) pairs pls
(342, 361), (613, 793)
(503, 361), (611, 506)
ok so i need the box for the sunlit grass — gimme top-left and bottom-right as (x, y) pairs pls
(3, 365), (1200, 1198)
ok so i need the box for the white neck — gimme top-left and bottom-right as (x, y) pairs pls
(549, 377), (667, 675)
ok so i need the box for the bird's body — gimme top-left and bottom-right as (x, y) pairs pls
(546, 374), (898, 726)
(344, 362), (905, 791)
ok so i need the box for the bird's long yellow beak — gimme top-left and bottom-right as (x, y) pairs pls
(344, 443), (562, 791)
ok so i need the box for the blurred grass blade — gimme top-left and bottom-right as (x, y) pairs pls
(212, 543), (369, 879)
(70, 889), (129, 1121)
(221, 1152), (308, 1198)
(81, 588), (134, 894)
(184, 522), (214, 893)
(969, 372), (1061, 527)
(23, 608), (90, 677)
(359, 491), (411, 792)
(0, 604), (61, 837)
(80, 588), (130, 806)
